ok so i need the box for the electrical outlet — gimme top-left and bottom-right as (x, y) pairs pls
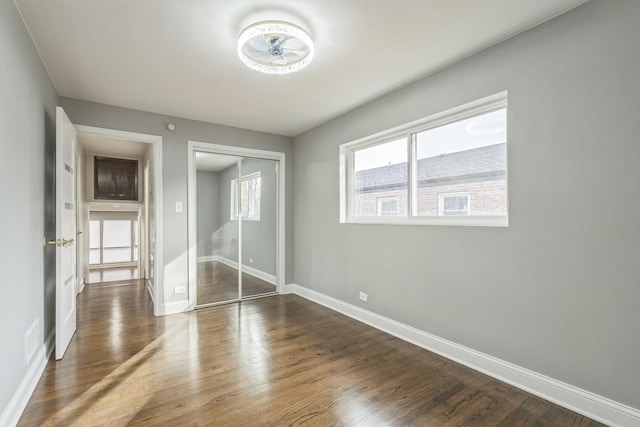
(359, 292), (368, 302)
(174, 286), (186, 294)
(249, 258), (254, 264)
(175, 201), (183, 213)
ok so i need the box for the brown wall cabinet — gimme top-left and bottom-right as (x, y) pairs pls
(94, 156), (138, 201)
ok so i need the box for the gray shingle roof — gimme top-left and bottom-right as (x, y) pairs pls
(356, 143), (506, 191)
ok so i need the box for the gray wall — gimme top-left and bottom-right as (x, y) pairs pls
(59, 97), (294, 307)
(0, 0), (59, 415)
(292, 0), (640, 409)
(196, 170), (220, 257)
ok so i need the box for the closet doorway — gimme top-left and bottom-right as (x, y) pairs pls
(187, 142), (285, 309)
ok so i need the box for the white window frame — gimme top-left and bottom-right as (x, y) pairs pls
(377, 197), (399, 216)
(231, 171), (261, 221)
(339, 91), (508, 227)
(438, 192), (470, 216)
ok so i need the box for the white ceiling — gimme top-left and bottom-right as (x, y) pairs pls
(78, 133), (149, 158)
(16, 0), (588, 137)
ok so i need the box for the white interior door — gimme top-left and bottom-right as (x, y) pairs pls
(54, 106), (77, 360)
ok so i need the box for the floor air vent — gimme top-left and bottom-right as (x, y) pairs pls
(25, 318), (40, 365)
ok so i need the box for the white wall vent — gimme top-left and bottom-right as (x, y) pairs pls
(25, 318), (40, 365)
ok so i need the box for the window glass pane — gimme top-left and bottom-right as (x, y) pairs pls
(240, 180), (249, 217)
(89, 220), (101, 249)
(103, 247), (132, 263)
(231, 179), (239, 219)
(354, 138), (408, 217)
(416, 108), (507, 216)
(89, 248), (101, 264)
(233, 174), (261, 221)
(103, 220), (132, 247)
(250, 176), (261, 220)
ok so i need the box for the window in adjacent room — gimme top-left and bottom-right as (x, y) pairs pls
(231, 171), (261, 221)
(89, 216), (139, 265)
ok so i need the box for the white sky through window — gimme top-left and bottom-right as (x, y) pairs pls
(354, 108), (506, 171)
(418, 108), (506, 159)
(354, 139), (407, 172)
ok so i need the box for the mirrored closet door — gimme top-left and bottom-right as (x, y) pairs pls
(194, 151), (279, 307)
(239, 157), (278, 298)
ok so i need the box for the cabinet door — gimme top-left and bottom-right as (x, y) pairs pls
(95, 157), (138, 200)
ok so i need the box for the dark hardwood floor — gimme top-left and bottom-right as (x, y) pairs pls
(197, 260), (276, 305)
(19, 282), (603, 426)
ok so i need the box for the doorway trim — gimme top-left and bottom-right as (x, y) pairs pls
(187, 141), (286, 310)
(75, 125), (164, 316)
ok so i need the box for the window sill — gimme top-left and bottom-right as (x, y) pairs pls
(341, 216), (508, 227)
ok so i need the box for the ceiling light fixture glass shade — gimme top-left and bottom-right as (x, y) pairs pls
(237, 21), (314, 74)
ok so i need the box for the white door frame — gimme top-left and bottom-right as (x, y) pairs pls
(187, 140), (286, 310)
(75, 125), (164, 316)
(75, 149), (85, 295)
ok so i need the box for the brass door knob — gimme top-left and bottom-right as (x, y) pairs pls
(47, 238), (75, 247)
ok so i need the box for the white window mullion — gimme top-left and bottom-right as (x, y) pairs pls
(408, 133), (417, 218)
(99, 219), (104, 264)
(237, 159), (243, 300)
(130, 219), (135, 262)
(349, 149), (355, 218)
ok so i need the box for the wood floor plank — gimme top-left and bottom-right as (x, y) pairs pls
(18, 282), (604, 426)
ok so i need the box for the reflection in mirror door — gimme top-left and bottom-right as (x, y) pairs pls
(240, 157), (278, 298)
(195, 152), (279, 307)
(196, 152), (240, 305)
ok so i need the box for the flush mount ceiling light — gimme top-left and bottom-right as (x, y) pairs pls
(237, 21), (314, 74)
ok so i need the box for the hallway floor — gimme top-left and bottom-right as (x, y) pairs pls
(88, 266), (139, 283)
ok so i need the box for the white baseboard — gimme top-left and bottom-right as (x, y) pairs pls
(200, 255), (277, 285)
(146, 280), (155, 303)
(285, 284), (640, 427)
(240, 264), (277, 286)
(162, 300), (189, 315)
(0, 328), (55, 427)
